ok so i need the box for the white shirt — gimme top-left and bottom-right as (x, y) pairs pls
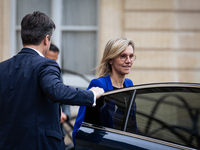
(30, 48), (44, 57)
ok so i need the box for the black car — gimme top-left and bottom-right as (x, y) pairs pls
(75, 83), (200, 150)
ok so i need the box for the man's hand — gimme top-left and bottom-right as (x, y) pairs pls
(89, 87), (104, 99)
(60, 112), (67, 124)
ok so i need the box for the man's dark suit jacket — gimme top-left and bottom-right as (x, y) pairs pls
(0, 48), (94, 150)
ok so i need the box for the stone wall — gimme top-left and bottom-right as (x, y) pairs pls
(99, 0), (200, 84)
(0, 0), (10, 62)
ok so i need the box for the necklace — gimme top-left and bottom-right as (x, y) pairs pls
(110, 74), (125, 88)
(112, 82), (123, 88)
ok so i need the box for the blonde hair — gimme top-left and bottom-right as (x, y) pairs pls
(97, 37), (134, 77)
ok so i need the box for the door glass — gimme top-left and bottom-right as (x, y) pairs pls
(127, 87), (200, 149)
(85, 90), (134, 130)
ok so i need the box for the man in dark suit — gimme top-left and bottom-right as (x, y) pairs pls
(0, 11), (104, 150)
(45, 44), (71, 136)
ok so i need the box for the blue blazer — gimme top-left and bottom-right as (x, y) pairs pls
(72, 75), (135, 145)
(0, 48), (94, 150)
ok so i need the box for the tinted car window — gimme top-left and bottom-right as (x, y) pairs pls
(127, 87), (200, 149)
(85, 90), (135, 130)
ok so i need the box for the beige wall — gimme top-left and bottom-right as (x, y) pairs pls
(99, 0), (200, 85)
(1, 0), (200, 85)
(0, 0), (10, 62)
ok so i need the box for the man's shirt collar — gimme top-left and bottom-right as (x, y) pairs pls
(29, 47), (44, 57)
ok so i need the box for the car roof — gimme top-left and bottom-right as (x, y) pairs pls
(103, 82), (200, 96)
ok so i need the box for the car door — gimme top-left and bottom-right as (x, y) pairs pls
(75, 83), (200, 150)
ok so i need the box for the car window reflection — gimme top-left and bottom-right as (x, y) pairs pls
(85, 91), (137, 131)
(128, 87), (200, 149)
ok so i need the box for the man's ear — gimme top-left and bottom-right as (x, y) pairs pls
(44, 35), (50, 45)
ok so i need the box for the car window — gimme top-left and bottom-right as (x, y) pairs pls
(85, 90), (134, 130)
(127, 87), (200, 149)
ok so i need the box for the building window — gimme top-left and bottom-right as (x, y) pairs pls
(62, 0), (98, 75)
(11, 0), (99, 87)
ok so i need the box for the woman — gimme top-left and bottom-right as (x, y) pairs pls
(72, 37), (137, 145)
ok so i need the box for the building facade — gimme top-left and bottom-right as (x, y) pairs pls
(1, 0), (200, 86)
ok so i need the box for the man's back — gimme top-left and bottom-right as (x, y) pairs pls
(0, 48), (65, 150)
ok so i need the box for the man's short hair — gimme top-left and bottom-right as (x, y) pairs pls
(49, 44), (59, 53)
(21, 11), (56, 45)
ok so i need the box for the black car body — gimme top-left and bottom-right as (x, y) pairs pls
(75, 83), (200, 150)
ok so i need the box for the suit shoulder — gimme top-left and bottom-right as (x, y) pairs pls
(35, 57), (59, 68)
(35, 57), (61, 78)
(88, 77), (107, 90)
(124, 78), (133, 86)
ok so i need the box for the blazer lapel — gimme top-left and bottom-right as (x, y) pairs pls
(124, 78), (133, 87)
(105, 75), (113, 91)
